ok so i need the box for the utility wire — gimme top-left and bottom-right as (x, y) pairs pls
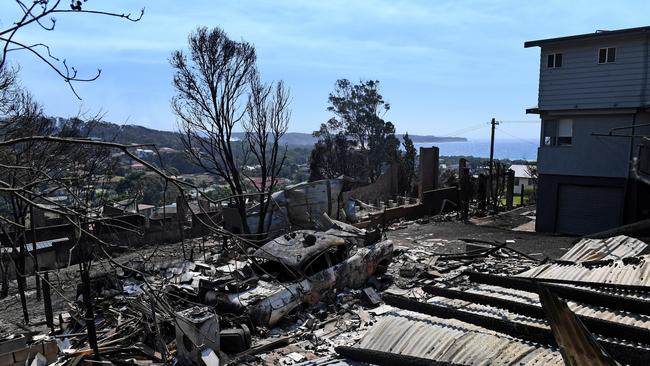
(498, 120), (540, 124)
(434, 120), (537, 140)
(494, 126), (539, 146)
(440, 122), (490, 138)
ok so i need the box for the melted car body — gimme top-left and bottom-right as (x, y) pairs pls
(242, 230), (393, 326)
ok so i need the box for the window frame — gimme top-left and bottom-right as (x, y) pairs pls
(598, 47), (616, 64)
(542, 119), (573, 147)
(546, 53), (563, 68)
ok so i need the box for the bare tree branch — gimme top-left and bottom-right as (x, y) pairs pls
(0, 0), (144, 99)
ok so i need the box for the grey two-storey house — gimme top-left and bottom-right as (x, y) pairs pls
(526, 26), (650, 235)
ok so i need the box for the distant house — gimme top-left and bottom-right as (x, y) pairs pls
(509, 164), (535, 194)
(105, 200), (156, 218)
(158, 147), (177, 154)
(135, 148), (155, 158)
(130, 162), (146, 170)
(525, 26), (650, 235)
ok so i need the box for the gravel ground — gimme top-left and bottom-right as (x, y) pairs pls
(386, 219), (577, 260)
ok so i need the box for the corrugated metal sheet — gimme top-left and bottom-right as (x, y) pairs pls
(284, 179), (343, 228)
(559, 235), (647, 263)
(355, 316), (564, 365)
(516, 254), (650, 287)
(295, 356), (356, 366)
(426, 296), (548, 329)
(463, 284), (650, 329)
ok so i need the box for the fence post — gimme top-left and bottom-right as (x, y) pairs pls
(477, 174), (487, 211)
(506, 169), (515, 210)
(459, 159), (470, 220)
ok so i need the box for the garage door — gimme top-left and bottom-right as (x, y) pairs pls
(556, 185), (623, 235)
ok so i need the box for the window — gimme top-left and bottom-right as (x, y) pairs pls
(547, 53), (563, 68)
(598, 47), (616, 64)
(543, 119), (573, 146)
(302, 246), (347, 276)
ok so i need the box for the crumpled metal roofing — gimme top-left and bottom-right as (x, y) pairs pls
(462, 284), (650, 329)
(558, 235), (647, 263)
(354, 315), (564, 365)
(295, 356), (356, 366)
(516, 254), (650, 287)
(426, 296), (548, 329)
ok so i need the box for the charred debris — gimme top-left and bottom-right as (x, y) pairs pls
(2, 167), (650, 366)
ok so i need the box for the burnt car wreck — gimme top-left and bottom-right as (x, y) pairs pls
(196, 227), (393, 328)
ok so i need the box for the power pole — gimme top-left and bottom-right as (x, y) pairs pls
(488, 118), (499, 213)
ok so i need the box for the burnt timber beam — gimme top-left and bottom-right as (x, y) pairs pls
(466, 271), (650, 316)
(383, 293), (650, 366)
(423, 285), (650, 345)
(335, 346), (458, 366)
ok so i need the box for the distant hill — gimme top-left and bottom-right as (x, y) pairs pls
(81, 121), (466, 148)
(83, 121), (186, 150)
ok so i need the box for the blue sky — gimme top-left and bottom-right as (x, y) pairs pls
(2, 0), (650, 140)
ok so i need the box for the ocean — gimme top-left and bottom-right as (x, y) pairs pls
(413, 139), (539, 161)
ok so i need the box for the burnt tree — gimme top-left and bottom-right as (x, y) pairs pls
(172, 26), (290, 236)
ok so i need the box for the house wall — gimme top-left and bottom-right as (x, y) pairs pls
(537, 35), (650, 111)
(536, 111), (650, 233)
(537, 112), (650, 178)
(513, 178), (532, 194)
(342, 164), (399, 203)
(421, 187), (458, 215)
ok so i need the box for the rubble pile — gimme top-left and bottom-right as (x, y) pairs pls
(2, 215), (650, 366)
(0, 216), (396, 365)
(345, 235), (650, 366)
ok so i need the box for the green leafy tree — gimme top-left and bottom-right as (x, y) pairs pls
(310, 79), (399, 182)
(401, 132), (417, 195)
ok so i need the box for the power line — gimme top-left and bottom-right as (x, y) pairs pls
(498, 120), (540, 124)
(441, 122), (490, 137)
(495, 126), (539, 146)
(436, 120), (538, 140)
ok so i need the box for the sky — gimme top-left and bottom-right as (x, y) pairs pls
(2, 0), (650, 141)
